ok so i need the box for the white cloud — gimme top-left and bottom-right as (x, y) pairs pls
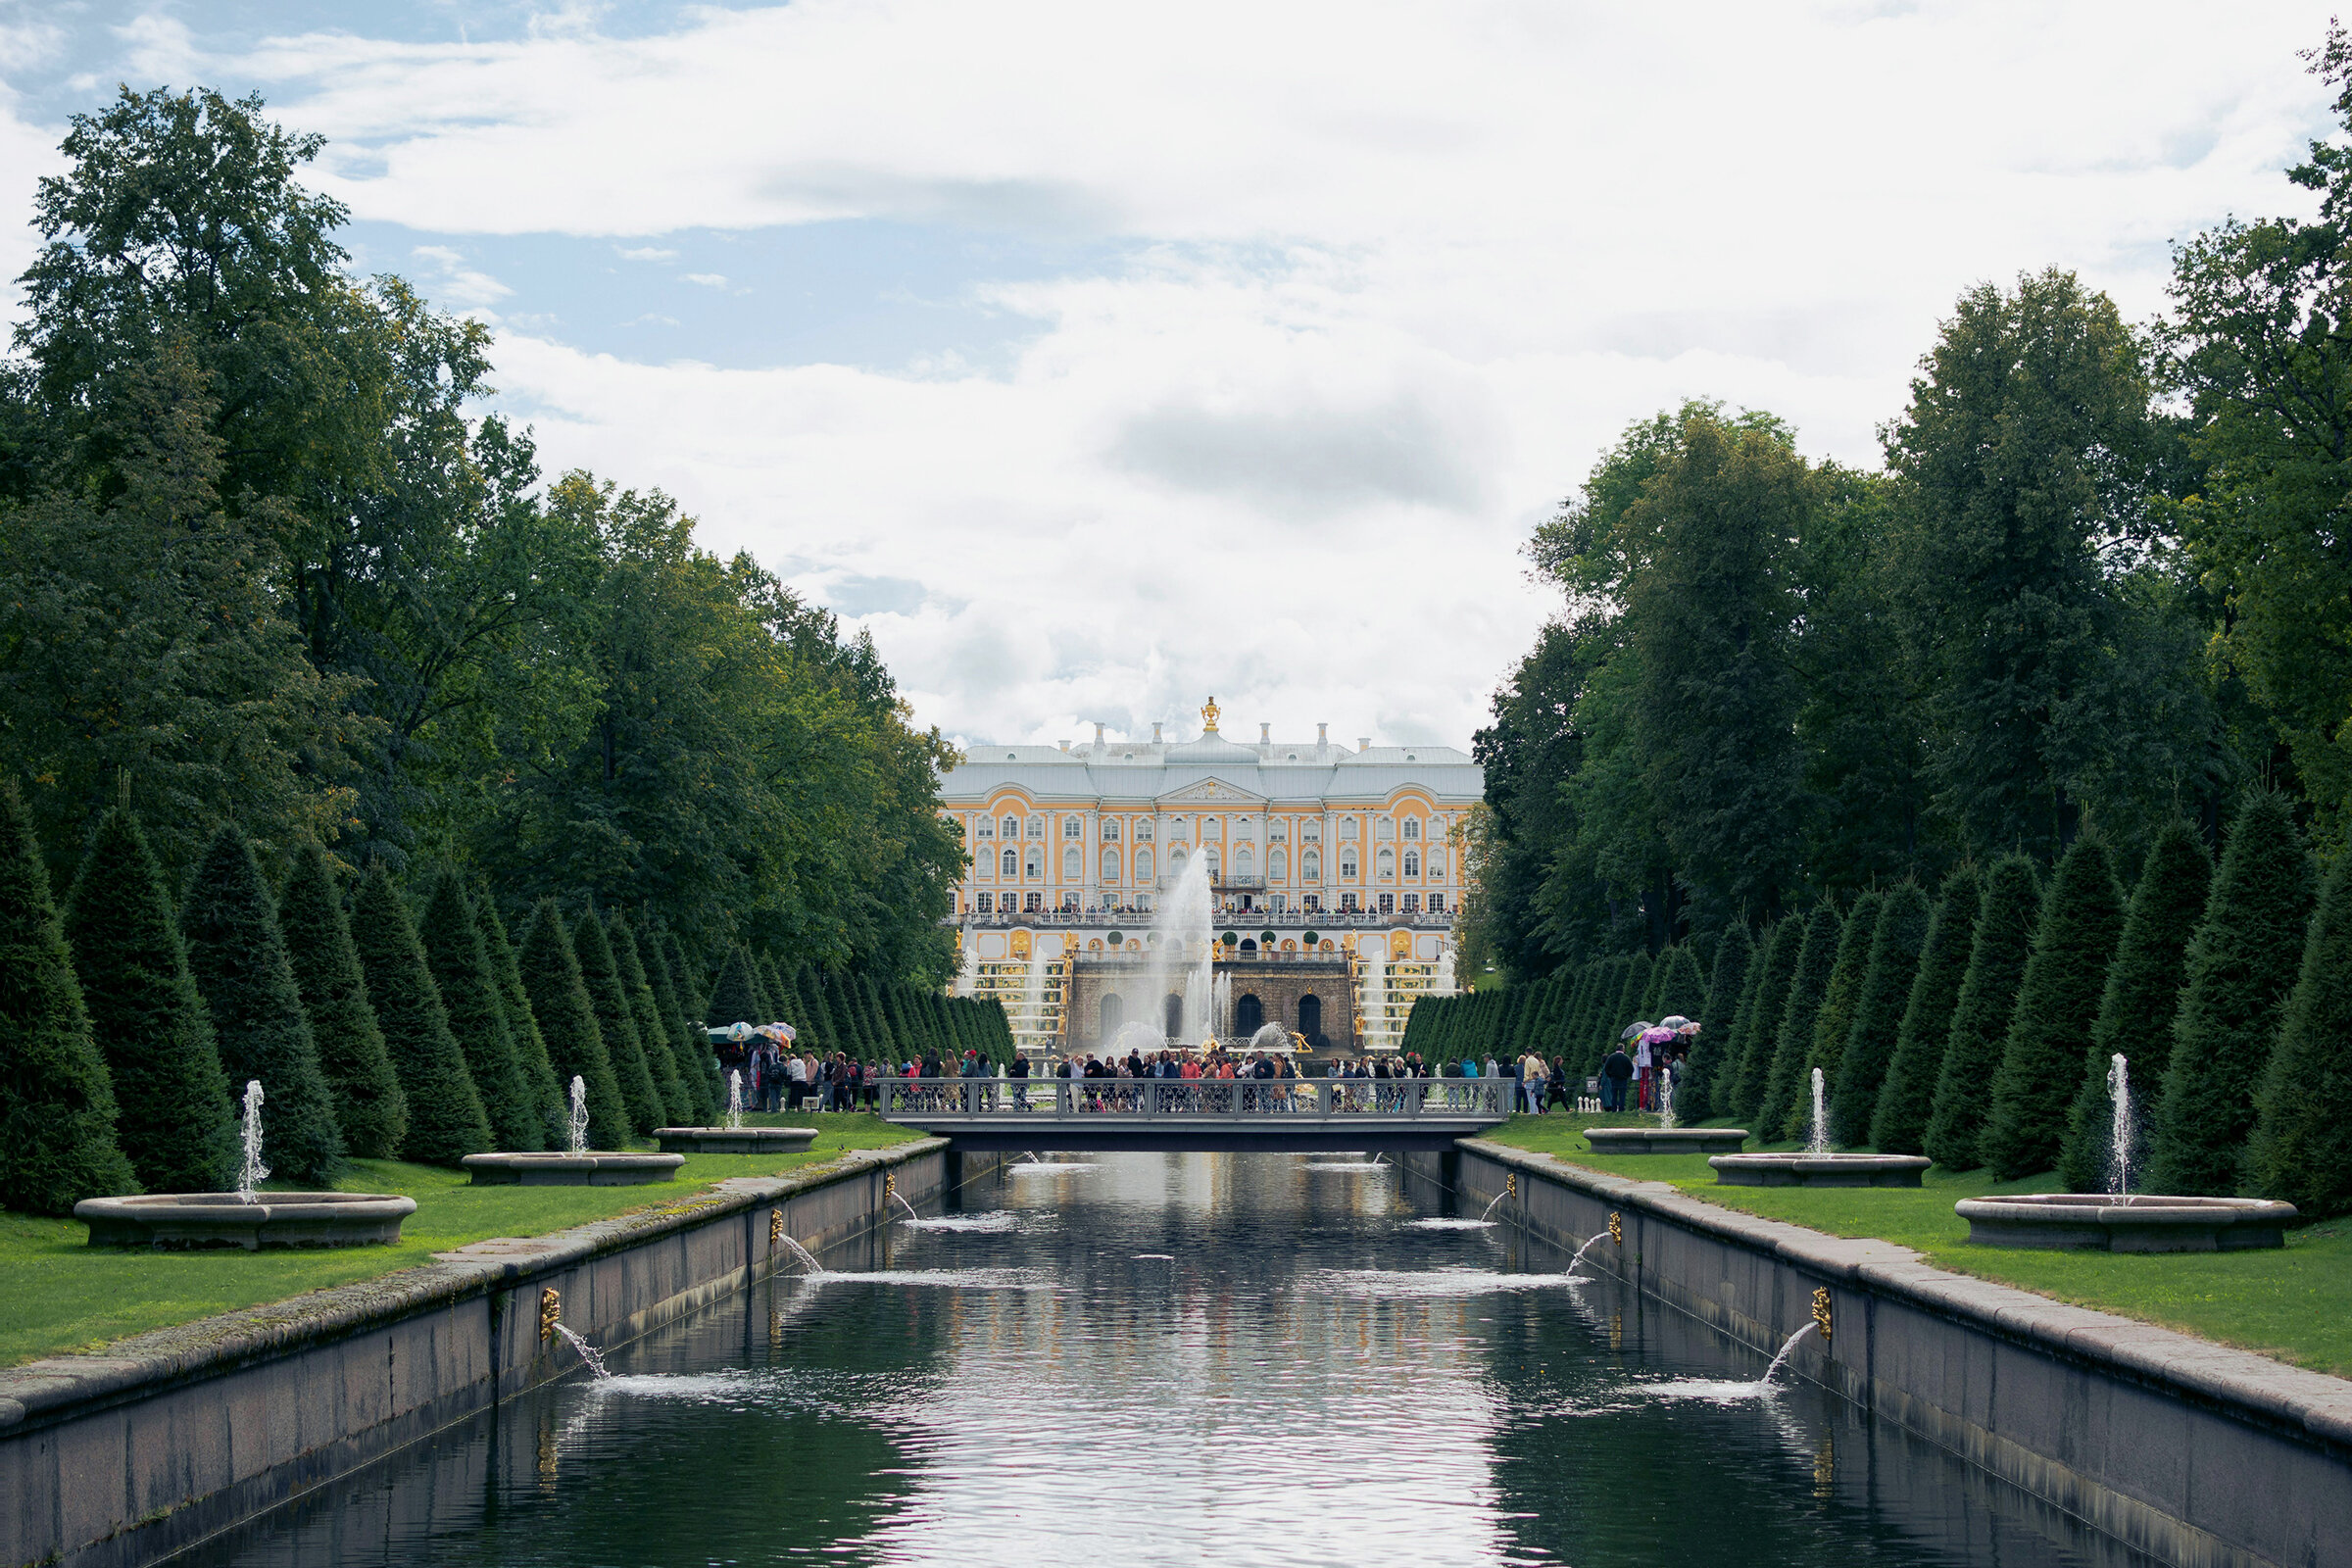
(24, 0), (2337, 746)
(615, 244), (679, 261)
(680, 270), (727, 286)
(408, 243), (512, 307)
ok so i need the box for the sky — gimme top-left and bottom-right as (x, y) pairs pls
(0, 1), (2336, 753)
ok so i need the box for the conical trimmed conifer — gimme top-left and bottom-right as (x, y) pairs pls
(638, 923), (714, 1123)
(418, 872), (540, 1152)
(1613, 952), (1653, 1034)
(1871, 865), (1982, 1155)
(1757, 902), (1842, 1140)
(705, 947), (763, 1032)
(1726, 920), (1798, 1122)
(664, 930), (726, 1111)
(1797, 890), (1882, 1138)
(515, 902), (630, 1151)
(1651, 947), (1707, 1024)
(609, 915), (689, 1126)
(859, 976), (898, 1057)
(0, 782), (138, 1211)
(479, 894), (564, 1143)
(2057, 823), (2210, 1192)
(571, 911), (663, 1137)
(1678, 924), (1752, 1122)
(1637, 951), (1670, 1019)
(62, 808), (236, 1193)
(1982, 840), (2127, 1181)
(2248, 852), (2352, 1216)
(1925, 856), (2040, 1171)
(351, 867), (492, 1166)
(1832, 882), (1932, 1147)
(2151, 793), (2317, 1196)
(180, 824), (344, 1184)
(276, 844), (406, 1158)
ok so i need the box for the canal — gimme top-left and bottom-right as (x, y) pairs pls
(191, 1152), (2141, 1567)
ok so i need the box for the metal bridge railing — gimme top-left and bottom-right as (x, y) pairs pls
(876, 1077), (1511, 1120)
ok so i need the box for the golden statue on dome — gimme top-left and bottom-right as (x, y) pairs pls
(1200, 695), (1220, 733)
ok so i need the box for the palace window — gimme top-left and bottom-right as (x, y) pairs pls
(1001, 848), (1017, 876)
(1404, 894), (1421, 913)
(975, 817), (994, 839)
(1027, 815), (1045, 838)
(1062, 846), (1082, 879)
(1063, 816), (1082, 839)
(1024, 893), (1043, 912)
(1302, 820), (1320, 842)
(1170, 847), (1188, 876)
(1304, 895), (1322, 911)
(1428, 893), (1446, 912)
(1205, 847), (1222, 878)
(1002, 814), (1018, 841)
(1341, 817), (1358, 840)
(1102, 849), (1120, 882)
(1136, 848), (1153, 881)
(1235, 846), (1254, 877)
(1135, 820), (1153, 842)
(1341, 893), (1358, 911)
(1301, 849), (1320, 880)
(1236, 818), (1254, 840)
(1378, 894), (1395, 914)
(1403, 850), (1420, 877)
(1268, 848), (1288, 881)
(1427, 850), (1446, 877)
(1060, 892), (1079, 910)
(1025, 848), (1043, 878)
(1340, 851), (1358, 878)
(977, 893), (994, 913)
(1376, 817), (1395, 841)
(1102, 820), (1121, 842)
(1169, 819), (1190, 841)
(1203, 818), (1222, 839)
(1268, 821), (1286, 842)
(1377, 849), (1395, 879)
(1402, 817), (1420, 841)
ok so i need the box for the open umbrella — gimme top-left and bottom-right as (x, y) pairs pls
(1660, 1015), (1690, 1029)
(1621, 1021), (1652, 1041)
(1640, 1027), (1677, 1046)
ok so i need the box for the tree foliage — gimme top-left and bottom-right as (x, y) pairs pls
(1983, 839), (2126, 1181)
(1925, 856), (2042, 1171)
(1870, 864), (1980, 1155)
(350, 865), (491, 1166)
(276, 842), (406, 1159)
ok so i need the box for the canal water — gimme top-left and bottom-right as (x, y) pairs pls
(192, 1152), (2145, 1567)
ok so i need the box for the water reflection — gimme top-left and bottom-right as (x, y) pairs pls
(190, 1152), (2149, 1568)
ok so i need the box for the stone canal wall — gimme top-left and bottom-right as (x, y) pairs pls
(1413, 1139), (2352, 1568)
(0, 1139), (977, 1568)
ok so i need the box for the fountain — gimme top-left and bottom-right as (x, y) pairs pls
(466, 1074), (687, 1184)
(1359, 944), (1388, 1051)
(553, 1323), (612, 1381)
(1212, 971), (1233, 1039)
(1953, 1054), (2299, 1250)
(1707, 1068), (1930, 1186)
(1584, 1023), (1749, 1154)
(1142, 857), (1214, 1047)
(75, 1079), (419, 1249)
(658, 1064), (818, 1154)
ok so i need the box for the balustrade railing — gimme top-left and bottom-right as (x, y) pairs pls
(876, 1076), (1510, 1120)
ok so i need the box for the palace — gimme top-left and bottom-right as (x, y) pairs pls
(936, 699), (1479, 1056)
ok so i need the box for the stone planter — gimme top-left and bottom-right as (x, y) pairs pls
(655, 1127), (819, 1155)
(1583, 1127), (1748, 1155)
(1708, 1152), (1931, 1188)
(460, 1152), (683, 1187)
(1955, 1193), (2299, 1252)
(75, 1192), (416, 1250)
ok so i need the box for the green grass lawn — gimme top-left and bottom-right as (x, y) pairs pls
(1483, 1113), (2352, 1378)
(0, 1113), (924, 1367)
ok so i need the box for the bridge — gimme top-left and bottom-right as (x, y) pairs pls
(875, 1077), (1513, 1152)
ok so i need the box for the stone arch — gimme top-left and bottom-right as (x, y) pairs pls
(1235, 993), (1264, 1035)
(1100, 993), (1124, 1036)
(1297, 993), (1322, 1046)
(1164, 993), (1184, 1039)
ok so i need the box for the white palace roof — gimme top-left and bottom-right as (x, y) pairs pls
(938, 710), (1483, 808)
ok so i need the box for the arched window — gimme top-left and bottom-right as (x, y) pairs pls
(1025, 848), (1043, 878)
(1236, 846), (1254, 877)
(1376, 817), (1395, 841)
(1340, 850), (1357, 878)
(1170, 847), (1188, 877)
(1235, 994), (1264, 1035)
(1001, 815), (1018, 841)
(1403, 850), (1420, 877)
(1136, 848), (1153, 882)
(1100, 994), (1124, 1035)
(1402, 817), (1420, 840)
(1001, 848), (1017, 876)
(1062, 846), (1082, 879)
(1427, 850), (1446, 877)
(1205, 847), (1222, 879)
(1027, 815), (1045, 839)
(1377, 848), (1395, 879)
(1300, 849), (1320, 880)
(1268, 848), (1288, 881)
(1102, 848), (1120, 883)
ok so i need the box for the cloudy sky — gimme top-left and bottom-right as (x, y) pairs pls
(0, 1), (2335, 751)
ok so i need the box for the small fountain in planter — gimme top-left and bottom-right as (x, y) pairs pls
(75, 1080), (417, 1250)
(462, 1076), (684, 1186)
(1583, 1028), (1748, 1153)
(1708, 1068), (1931, 1188)
(657, 1066), (818, 1154)
(1954, 1054), (2298, 1250)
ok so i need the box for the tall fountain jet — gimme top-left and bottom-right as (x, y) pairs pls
(1146, 855), (1213, 1045)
